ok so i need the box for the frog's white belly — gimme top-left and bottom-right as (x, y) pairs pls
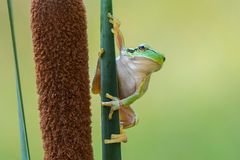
(116, 61), (136, 99)
(116, 55), (150, 99)
(116, 54), (159, 129)
(116, 56), (140, 128)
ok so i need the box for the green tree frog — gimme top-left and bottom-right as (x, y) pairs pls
(92, 13), (165, 144)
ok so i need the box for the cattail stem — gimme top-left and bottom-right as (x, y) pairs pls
(7, 1), (31, 160)
(100, 0), (122, 160)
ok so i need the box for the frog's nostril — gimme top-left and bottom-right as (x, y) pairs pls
(163, 56), (166, 62)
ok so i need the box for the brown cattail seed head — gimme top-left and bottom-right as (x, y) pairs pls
(31, 0), (93, 159)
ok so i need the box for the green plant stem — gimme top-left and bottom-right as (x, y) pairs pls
(100, 0), (122, 160)
(7, 1), (30, 160)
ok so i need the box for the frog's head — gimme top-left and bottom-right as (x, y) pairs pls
(125, 44), (165, 72)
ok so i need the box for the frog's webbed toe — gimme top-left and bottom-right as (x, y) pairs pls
(108, 13), (121, 26)
(104, 125), (128, 144)
(102, 93), (122, 120)
(107, 13), (125, 52)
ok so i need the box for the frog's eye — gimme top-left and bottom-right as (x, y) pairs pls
(138, 45), (147, 51)
(138, 45), (145, 50)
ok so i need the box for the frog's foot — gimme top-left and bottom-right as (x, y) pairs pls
(98, 48), (104, 57)
(102, 93), (122, 120)
(104, 126), (128, 144)
(104, 133), (127, 144)
(107, 13), (121, 31)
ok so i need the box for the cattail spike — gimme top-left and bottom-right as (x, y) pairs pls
(31, 0), (93, 159)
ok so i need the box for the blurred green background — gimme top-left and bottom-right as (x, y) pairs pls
(1, 0), (240, 159)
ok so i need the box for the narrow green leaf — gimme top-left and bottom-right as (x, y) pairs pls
(7, 0), (31, 160)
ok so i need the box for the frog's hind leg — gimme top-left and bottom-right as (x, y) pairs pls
(120, 106), (139, 129)
(104, 125), (128, 144)
(91, 48), (104, 94)
(123, 115), (139, 129)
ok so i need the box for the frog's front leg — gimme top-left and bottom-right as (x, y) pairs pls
(108, 13), (125, 52)
(102, 76), (150, 119)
